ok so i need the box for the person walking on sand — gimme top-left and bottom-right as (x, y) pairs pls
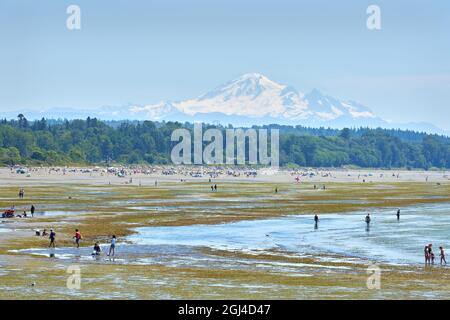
(49, 229), (56, 248)
(107, 235), (117, 257)
(396, 209), (400, 221)
(73, 229), (82, 248)
(30, 204), (35, 218)
(440, 246), (446, 265)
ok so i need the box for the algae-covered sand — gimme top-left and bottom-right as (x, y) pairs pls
(1, 169), (450, 299)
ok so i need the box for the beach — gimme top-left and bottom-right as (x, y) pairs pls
(1, 166), (450, 299)
(1, 166), (449, 185)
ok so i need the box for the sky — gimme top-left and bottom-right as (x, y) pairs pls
(1, 0), (449, 129)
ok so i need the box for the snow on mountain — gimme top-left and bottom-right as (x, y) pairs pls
(303, 88), (376, 121)
(4, 73), (448, 135)
(132, 73), (377, 124)
(130, 102), (181, 120)
(177, 73), (309, 119)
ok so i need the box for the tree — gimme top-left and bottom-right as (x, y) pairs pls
(340, 128), (351, 140)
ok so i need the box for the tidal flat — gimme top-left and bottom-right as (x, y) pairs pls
(1, 176), (450, 299)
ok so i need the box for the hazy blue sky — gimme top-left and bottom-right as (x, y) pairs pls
(1, 0), (449, 129)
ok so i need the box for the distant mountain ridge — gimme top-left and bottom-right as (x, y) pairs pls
(3, 73), (448, 136)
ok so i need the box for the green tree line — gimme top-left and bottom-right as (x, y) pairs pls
(0, 116), (449, 169)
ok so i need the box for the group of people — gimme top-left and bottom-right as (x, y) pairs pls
(1, 188), (36, 218)
(363, 210), (447, 266)
(312, 210), (447, 267)
(424, 244), (446, 265)
(34, 228), (117, 257)
(90, 238), (117, 257)
(3, 204), (35, 218)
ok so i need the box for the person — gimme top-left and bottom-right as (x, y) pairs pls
(107, 235), (117, 257)
(92, 242), (102, 256)
(30, 204), (35, 217)
(365, 214), (371, 224)
(396, 209), (400, 221)
(275, 187), (278, 193)
(214, 184), (217, 191)
(439, 246), (446, 265)
(314, 214), (319, 224)
(428, 244), (434, 265)
(211, 185), (214, 191)
(49, 229), (56, 248)
(42, 229), (48, 237)
(73, 229), (82, 248)
(424, 245), (430, 265)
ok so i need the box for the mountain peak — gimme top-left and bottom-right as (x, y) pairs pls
(238, 72), (265, 80)
(197, 73), (285, 103)
(233, 73), (285, 90)
(130, 73), (379, 125)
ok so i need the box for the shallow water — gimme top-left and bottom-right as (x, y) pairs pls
(128, 203), (450, 265)
(34, 210), (94, 217)
(13, 203), (450, 269)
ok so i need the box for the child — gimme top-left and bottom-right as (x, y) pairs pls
(92, 242), (101, 256)
(440, 247), (446, 265)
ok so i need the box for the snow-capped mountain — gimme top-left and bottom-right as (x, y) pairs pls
(4, 73), (448, 135)
(129, 73), (380, 126)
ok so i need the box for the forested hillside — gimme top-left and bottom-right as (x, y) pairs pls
(1, 116), (449, 169)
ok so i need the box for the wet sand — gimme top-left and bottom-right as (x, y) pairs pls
(1, 167), (450, 299)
